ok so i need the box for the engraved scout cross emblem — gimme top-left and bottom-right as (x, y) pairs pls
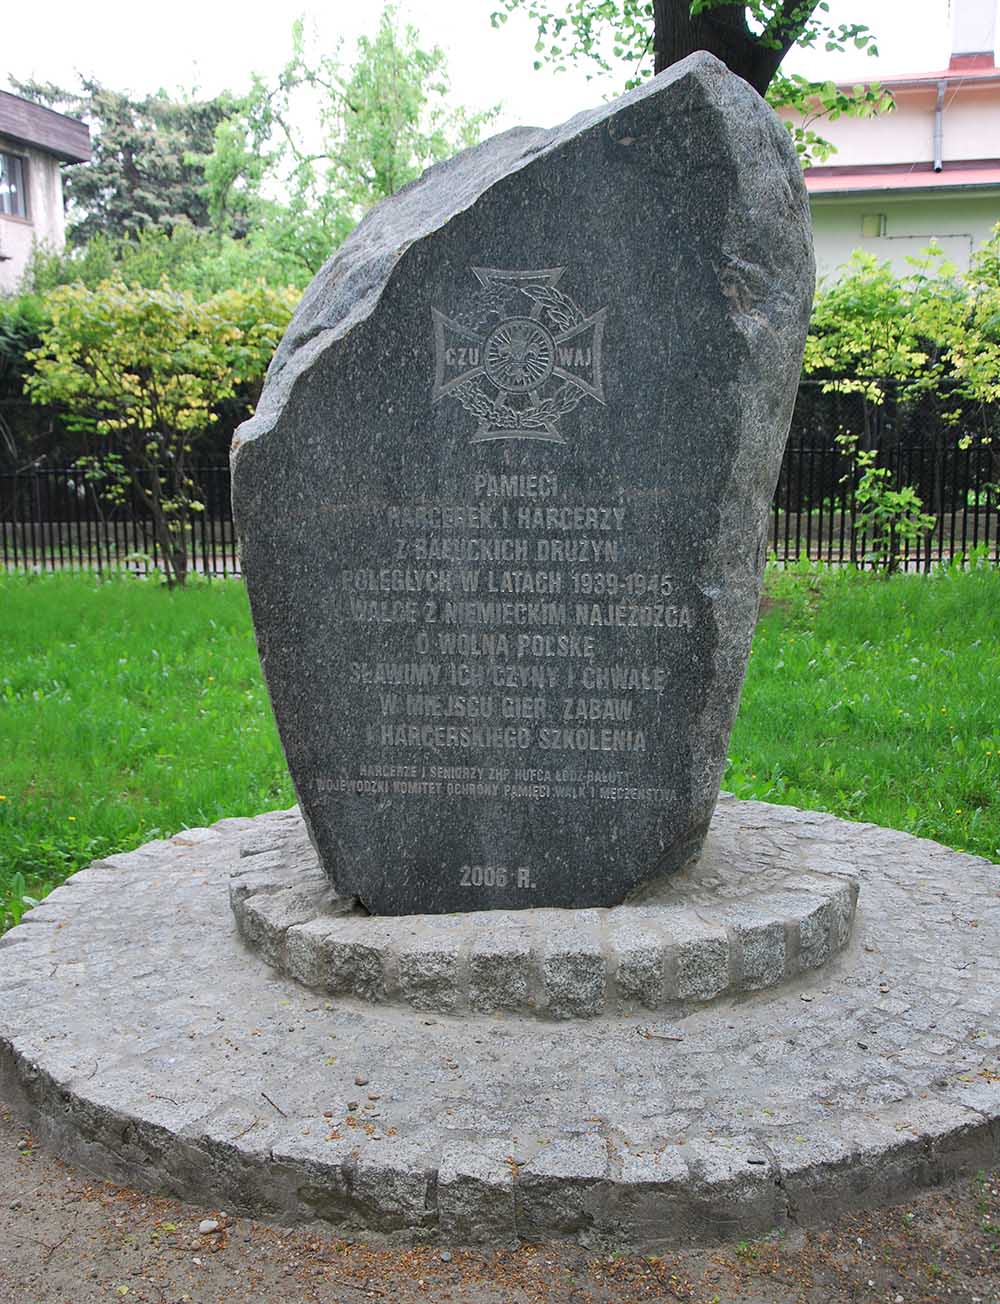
(431, 268), (606, 444)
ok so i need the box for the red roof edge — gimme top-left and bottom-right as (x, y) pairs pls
(805, 163), (1000, 194)
(826, 58), (1000, 90)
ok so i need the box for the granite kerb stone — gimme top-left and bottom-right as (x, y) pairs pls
(6, 1041), (995, 1248)
(229, 804), (860, 1019)
(765, 1098), (1000, 1226)
(437, 1140), (518, 1245)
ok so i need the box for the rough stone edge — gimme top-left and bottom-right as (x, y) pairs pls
(0, 807), (997, 1249)
(231, 52), (758, 457)
(229, 823), (859, 1020)
(1, 1021), (996, 1250)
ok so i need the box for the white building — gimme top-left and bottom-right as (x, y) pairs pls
(0, 91), (90, 295)
(781, 0), (1000, 278)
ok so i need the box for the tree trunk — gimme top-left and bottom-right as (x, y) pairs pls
(652, 0), (808, 95)
(150, 502), (187, 587)
(136, 465), (188, 588)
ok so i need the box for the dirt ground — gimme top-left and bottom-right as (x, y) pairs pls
(0, 1102), (996, 1304)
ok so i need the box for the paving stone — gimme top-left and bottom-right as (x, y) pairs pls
(611, 924), (666, 1010)
(671, 916), (731, 1002)
(238, 888), (325, 968)
(541, 929), (606, 1019)
(437, 1141), (517, 1244)
(718, 904), (787, 991)
(516, 1136), (613, 1241)
(351, 1140), (437, 1233)
(681, 1136), (784, 1237)
(0, 798), (996, 1249)
(397, 938), (463, 1013)
(793, 893), (835, 969)
(468, 931), (533, 1013)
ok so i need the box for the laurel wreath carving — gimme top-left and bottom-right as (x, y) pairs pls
(518, 283), (585, 334)
(451, 284), (511, 330)
(451, 379), (584, 431)
(453, 281), (586, 337)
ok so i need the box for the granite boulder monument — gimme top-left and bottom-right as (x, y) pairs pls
(232, 51), (815, 915)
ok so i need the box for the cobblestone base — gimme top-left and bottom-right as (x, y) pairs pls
(0, 798), (997, 1249)
(231, 798), (859, 1017)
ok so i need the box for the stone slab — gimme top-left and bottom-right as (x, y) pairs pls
(1, 800), (997, 1250)
(231, 53), (814, 915)
(228, 794), (859, 1017)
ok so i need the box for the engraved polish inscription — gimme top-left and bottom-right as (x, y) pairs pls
(232, 56), (817, 914)
(326, 468), (702, 819)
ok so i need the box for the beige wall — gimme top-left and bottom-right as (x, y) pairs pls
(940, 83), (1000, 160)
(803, 92), (936, 167)
(0, 137), (67, 294)
(811, 191), (1000, 280)
(780, 81), (1000, 168)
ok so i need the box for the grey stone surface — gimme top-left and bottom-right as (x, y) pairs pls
(611, 923), (666, 1008)
(231, 52), (814, 916)
(229, 795), (860, 1017)
(1, 799), (997, 1249)
(672, 916), (731, 1002)
(721, 903), (786, 992)
(516, 1135), (614, 1240)
(540, 925), (606, 1019)
(468, 930), (532, 1013)
(397, 937), (462, 1013)
(437, 1140), (516, 1245)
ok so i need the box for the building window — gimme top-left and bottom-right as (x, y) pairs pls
(0, 152), (28, 219)
(861, 213), (887, 238)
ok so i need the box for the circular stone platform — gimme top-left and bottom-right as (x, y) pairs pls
(230, 804), (859, 1018)
(0, 795), (997, 1250)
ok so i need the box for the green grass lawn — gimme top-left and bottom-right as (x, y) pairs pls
(0, 573), (293, 927)
(1, 564), (997, 930)
(727, 559), (1000, 862)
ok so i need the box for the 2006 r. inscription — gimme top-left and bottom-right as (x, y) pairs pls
(232, 53), (814, 914)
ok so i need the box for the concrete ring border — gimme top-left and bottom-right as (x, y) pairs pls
(0, 796), (997, 1250)
(229, 808), (860, 1019)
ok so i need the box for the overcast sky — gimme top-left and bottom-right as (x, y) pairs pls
(2, 1), (988, 131)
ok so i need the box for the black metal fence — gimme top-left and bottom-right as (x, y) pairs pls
(2, 446), (998, 576)
(0, 465), (239, 576)
(772, 439), (999, 569)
